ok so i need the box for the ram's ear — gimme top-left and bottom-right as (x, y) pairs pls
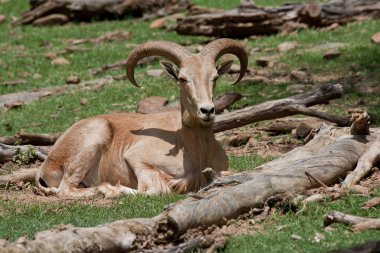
(216, 59), (234, 76)
(160, 60), (179, 81)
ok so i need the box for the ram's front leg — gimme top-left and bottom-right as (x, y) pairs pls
(129, 161), (172, 195)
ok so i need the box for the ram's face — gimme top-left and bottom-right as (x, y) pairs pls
(160, 56), (234, 126)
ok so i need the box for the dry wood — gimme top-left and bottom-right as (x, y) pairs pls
(1, 125), (379, 252)
(14, 0), (190, 26)
(213, 83), (350, 133)
(0, 167), (39, 185)
(0, 144), (50, 164)
(343, 136), (380, 188)
(175, 0), (380, 38)
(0, 132), (61, 145)
(258, 117), (327, 135)
(324, 211), (380, 232)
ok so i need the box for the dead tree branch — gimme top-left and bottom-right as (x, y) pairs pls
(213, 83), (349, 133)
(324, 211), (380, 232)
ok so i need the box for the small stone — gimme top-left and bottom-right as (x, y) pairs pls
(80, 98), (88, 105)
(228, 133), (251, 147)
(33, 73), (42, 79)
(371, 32), (380, 44)
(137, 96), (168, 114)
(240, 76), (270, 85)
(146, 69), (164, 77)
(277, 41), (298, 52)
(290, 70), (308, 81)
(256, 58), (274, 68)
(149, 17), (166, 29)
(291, 234), (302, 240)
(0, 15), (5, 24)
(66, 75), (80, 84)
(51, 57), (70, 65)
(323, 49), (341, 60)
(44, 52), (57, 59)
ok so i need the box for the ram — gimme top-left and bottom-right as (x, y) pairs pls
(37, 38), (248, 198)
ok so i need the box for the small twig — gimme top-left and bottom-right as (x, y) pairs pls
(305, 171), (328, 188)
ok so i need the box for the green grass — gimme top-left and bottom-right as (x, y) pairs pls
(0, 0), (379, 251)
(0, 194), (183, 241)
(224, 190), (380, 253)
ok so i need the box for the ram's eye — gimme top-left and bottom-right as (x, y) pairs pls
(178, 78), (187, 85)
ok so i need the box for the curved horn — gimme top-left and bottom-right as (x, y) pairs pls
(126, 41), (192, 87)
(201, 38), (248, 84)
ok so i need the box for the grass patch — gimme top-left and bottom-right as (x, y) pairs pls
(0, 194), (183, 241)
(0, 0), (379, 251)
(224, 191), (380, 253)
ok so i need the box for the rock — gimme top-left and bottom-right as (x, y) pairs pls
(149, 17), (166, 29)
(240, 76), (270, 85)
(323, 49), (341, 59)
(290, 70), (308, 81)
(256, 58), (275, 68)
(136, 96), (168, 114)
(146, 69), (164, 77)
(371, 32), (380, 44)
(66, 76), (80, 84)
(44, 52), (57, 59)
(80, 98), (88, 105)
(33, 14), (68, 26)
(0, 15), (5, 24)
(228, 133), (251, 147)
(51, 57), (70, 65)
(277, 41), (298, 52)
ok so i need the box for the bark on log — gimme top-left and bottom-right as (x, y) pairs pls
(258, 117), (329, 135)
(13, 0), (190, 26)
(175, 0), (380, 38)
(1, 125), (379, 252)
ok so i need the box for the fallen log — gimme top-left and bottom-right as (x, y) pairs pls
(258, 117), (330, 135)
(0, 167), (39, 185)
(175, 0), (380, 38)
(1, 125), (379, 252)
(13, 0), (190, 26)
